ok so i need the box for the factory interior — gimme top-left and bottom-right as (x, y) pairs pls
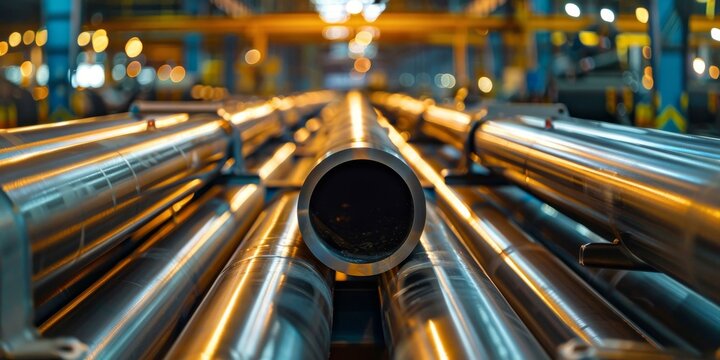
(1, 0), (720, 359)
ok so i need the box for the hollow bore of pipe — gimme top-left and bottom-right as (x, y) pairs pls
(308, 159), (414, 263)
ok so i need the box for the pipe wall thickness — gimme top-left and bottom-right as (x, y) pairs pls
(298, 91), (425, 276)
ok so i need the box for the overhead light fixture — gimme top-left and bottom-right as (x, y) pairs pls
(564, 3), (581, 18)
(600, 8), (615, 23)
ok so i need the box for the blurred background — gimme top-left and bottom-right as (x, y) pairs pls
(0, 0), (718, 134)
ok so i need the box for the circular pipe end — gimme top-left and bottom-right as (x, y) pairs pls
(298, 147), (425, 276)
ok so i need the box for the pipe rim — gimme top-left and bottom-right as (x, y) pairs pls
(298, 146), (425, 276)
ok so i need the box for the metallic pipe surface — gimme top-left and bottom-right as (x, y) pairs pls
(380, 204), (548, 359)
(380, 119), (652, 352)
(516, 115), (720, 160)
(0, 113), (189, 163)
(166, 192), (334, 360)
(220, 102), (286, 157)
(0, 119), (231, 307)
(130, 100), (224, 114)
(0, 113), (139, 149)
(472, 119), (720, 303)
(478, 186), (720, 355)
(298, 91), (425, 276)
(40, 184), (265, 359)
(33, 191), (195, 323)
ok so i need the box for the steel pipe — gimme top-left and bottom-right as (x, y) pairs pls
(381, 119), (653, 352)
(478, 185), (720, 355)
(0, 113), (140, 150)
(0, 113), (188, 163)
(0, 119), (231, 311)
(516, 115), (720, 161)
(378, 94), (720, 304)
(130, 100), (224, 114)
(40, 184), (265, 359)
(298, 92), (425, 276)
(220, 102), (286, 157)
(380, 204), (547, 359)
(472, 118), (720, 303)
(166, 192), (334, 360)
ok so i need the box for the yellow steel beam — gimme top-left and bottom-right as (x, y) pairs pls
(89, 12), (716, 40)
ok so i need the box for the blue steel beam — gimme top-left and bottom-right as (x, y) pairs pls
(649, 0), (690, 132)
(43, 0), (78, 115)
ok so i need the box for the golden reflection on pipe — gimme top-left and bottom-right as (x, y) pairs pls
(257, 143), (296, 180)
(379, 117), (633, 346)
(428, 320), (450, 360)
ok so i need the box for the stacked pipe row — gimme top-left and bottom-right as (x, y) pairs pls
(0, 91), (336, 358)
(373, 92), (720, 357)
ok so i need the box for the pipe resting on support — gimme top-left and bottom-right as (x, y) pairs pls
(380, 118), (654, 353)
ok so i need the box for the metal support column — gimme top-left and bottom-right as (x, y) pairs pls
(183, 0), (205, 79)
(223, 35), (238, 93)
(649, 0), (690, 132)
(43, 0), (78, 117)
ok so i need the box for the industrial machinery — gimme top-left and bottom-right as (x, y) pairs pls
(1, 90), (719, 360)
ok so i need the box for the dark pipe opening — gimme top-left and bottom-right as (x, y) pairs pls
(309, 159), (414, 263)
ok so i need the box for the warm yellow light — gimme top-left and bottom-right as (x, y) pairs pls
(157, 64), (172, 81)
(32, 86), (49, 100)
(579, 31), (599, 47)
(642, 75), (653, 90)
(354, 30), (373, 46)
(35, 29), (47, 46)
(551, 31), (566, 46)
(127, 61), (141, 78)
(91, 30), (108, 52)
(354, 57), (371, 73)
(124, 37), (143, 58)
(8, 32), (21, 47)
(710, 65), (720, 80)
(322, 26), (350, 40)
(693, 57), (706, 75)
(642, 45), (651, 59)
(22, 30), (35, 45)
(643, 66), (652, 78)
(244, 49), (261, 65)
(0, 41), (7, 56)
(170, 66), (186, 83)
(635, 7), (649, 24)
(477, 76), (493, 93)
(77, 31), (91, 46)
(20, 61), (33, 77)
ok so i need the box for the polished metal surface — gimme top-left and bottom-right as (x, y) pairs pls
(0, 113), (139, 150)
(220, 101), (286, 157)
(33, 193), (192, 323)
(0, 113), (189, 163)
(40, 184), (265, 359)
(472, 118), (720, 303)
(421, 104), (474, 150)
(166, 192), (334, 360)
(298, 91), (425, 276)
(517, 115), (720, 160)
(479, 185), (720, 355)
(273, 90), (337, 128)
(0, 118), (231, 311)
(381, 119), (652, 352)
(380, 204), (548, 359)
(130, 100), (224, 114)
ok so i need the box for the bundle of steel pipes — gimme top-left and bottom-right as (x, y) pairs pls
(1, 90), (719, 359)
